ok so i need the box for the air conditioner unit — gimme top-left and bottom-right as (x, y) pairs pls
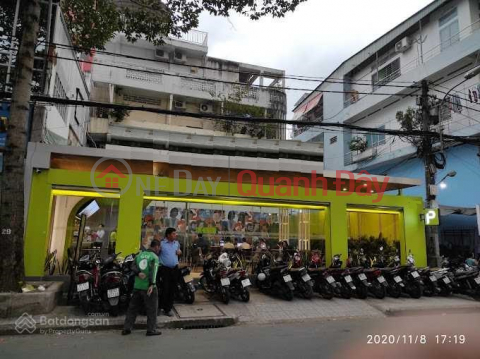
(174, 52), (187, 63)
(395, 37), (412, 53)
(154, 49), (169, 61)
(199, 103), (213, 113)
(174, 100), (187, 110)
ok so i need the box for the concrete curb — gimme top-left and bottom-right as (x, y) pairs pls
(0, 315), (238, 336)
(381, 305), (480, 317)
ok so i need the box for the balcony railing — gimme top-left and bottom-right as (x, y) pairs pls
(171, 30), (208, 46)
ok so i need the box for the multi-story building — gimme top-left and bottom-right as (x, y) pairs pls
(293, 0), (480, 257)
(0, 1), (90, 170)
(87, 31), (287, 147)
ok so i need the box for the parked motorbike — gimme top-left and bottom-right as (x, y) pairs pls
(307, 251), (336, 300)
(392, 253), (423, 299)
(418, 266), (441, 297)
(254, 250), (295, 301)
(225, 252), (251, 302)
(175, 266), (196, 304)
(100, 252), (124, 316)
(327, 254), (356, 299)
(288, 251), (314, 299)
(74, 254), (96, 314)
(199, 256), (231, 304)
(443, 257), (480, 300)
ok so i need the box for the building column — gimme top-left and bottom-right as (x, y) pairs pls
(116, 187), (144, 257)
(326, 201), (348, 267)
(402, 203), (427, 267)
(25, 171), (53, 276)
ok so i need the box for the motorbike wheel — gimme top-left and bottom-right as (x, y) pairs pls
(340, 285), (351, 299)
(283, 287), (294, 301)
(356, 284), (368, 299)
(184, 290), (195, 304)
(388, 284), (402, 298)
(407, 282), (423, 299)
(200, 276), (215, 294)
(81, 302), (90, 315)
(220, 287), (230, 304)
(423, 283), (435, 297)
(302, 282), (314, 299)
(439, 286), (452, 297)
(240, 288), (250, 303)
(109, 305), (119, 317)
(320, 284), (334, 300)
(371, 282), (386, 299)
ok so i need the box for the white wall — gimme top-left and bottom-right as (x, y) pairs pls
(45, 7), (90, 146)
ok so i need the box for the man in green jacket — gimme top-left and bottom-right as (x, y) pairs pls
(122, 239), (161, 336)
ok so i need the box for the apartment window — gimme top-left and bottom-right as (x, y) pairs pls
(53, 74), (68, 122)
(330, 136), (337, 145)
(439, 8), (460, 51)
(366, 126), (386, 148)
(371, 58), (401, 91)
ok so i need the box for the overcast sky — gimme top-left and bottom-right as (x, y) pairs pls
(197, 0), (434, 119)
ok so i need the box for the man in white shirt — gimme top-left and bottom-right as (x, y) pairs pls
(94, 224), (106, 249)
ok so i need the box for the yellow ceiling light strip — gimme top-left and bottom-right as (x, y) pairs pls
(347, 208), (401, 215)
(144, 195), (326, 210)
(52, 189), (120, 199)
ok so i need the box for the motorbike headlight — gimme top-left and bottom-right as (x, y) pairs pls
(257, 273), (266, 281)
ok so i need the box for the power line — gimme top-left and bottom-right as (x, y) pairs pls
(36, 41), (421, 86)
(48, 53), (424, 98)
(7, 93), (479, 146)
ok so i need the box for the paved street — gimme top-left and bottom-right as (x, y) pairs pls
(1, 312), (480, 359)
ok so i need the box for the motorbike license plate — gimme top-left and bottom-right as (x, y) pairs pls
(283, 275), (292, 283)
(241, 279), (252, 288)
(326, 276), (335, 284)
(377, 276), (386, 283)
(358, 273), (367, 281)
(443, 277), (451, 284)
(475, 277), (480, 285)
(77, 282), (89, 292)
(429, 275), (437, 282)
(221, 278), (230, 286)
(302, 274), (311, 282)
(107, 288), (120, 298)
(344, 275), (353, 283)
(184, 275), (193, 283)
(411, 271), (420, 278)
(394, 276), (402, 283)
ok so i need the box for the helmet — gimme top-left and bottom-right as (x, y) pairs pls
(218, 253), (231, 268)
(257, 273), (266, 281)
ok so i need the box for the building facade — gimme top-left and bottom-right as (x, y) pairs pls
(88, 31), (287, 148)
(24, 143), (427, 277)
(293, 0), (480, 258)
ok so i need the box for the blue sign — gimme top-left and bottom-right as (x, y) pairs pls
(0, 133), (6, 148)
(0, 102), (10, 151)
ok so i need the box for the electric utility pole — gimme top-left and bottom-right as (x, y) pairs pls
(420, 80), (441, 267)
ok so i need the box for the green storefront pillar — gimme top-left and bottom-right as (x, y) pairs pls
(116, 188), (143, 257)
(25, 171), (53, 276)
(326, 201), (348, 267)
